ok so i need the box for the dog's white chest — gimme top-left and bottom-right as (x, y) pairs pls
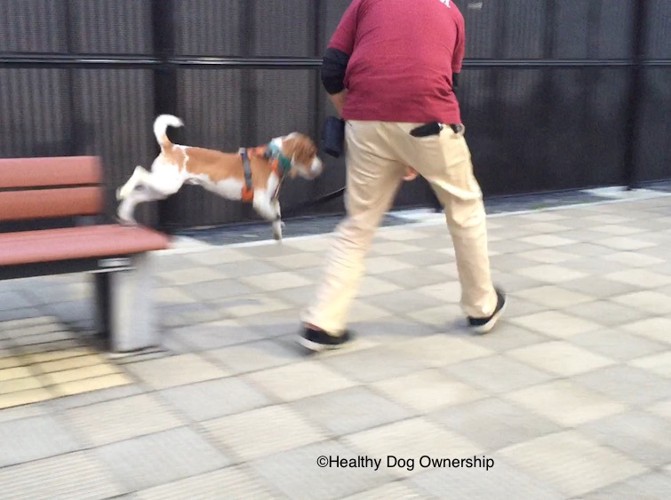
(206, 177), (244, 200)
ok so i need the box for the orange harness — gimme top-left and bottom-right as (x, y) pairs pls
(239, 145), (287, 203)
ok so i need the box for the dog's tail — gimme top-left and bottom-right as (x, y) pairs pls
(153, 114), (184, 149)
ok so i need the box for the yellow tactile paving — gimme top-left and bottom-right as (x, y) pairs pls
(0, 388), (52, 409)
(52, 373), (133, 398)
(0, 348), (132, 410)
(40, 364), (120, 385)
(0, 366), (33, 382)
(36, 354), (107, 373)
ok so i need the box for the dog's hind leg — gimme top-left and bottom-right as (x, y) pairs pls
(117, 166), (149, 201)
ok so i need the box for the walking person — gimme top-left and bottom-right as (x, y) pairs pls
(300, 0), (505, 351)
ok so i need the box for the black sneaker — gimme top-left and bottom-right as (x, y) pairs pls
(298, 327), (351, 352)
(468, 288), (506, 334)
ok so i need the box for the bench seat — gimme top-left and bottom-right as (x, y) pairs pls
(0, 225), (169, 267)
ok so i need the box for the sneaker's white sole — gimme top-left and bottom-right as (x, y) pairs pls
(297, 336), (346, 352)
(470, 300), (507, 334)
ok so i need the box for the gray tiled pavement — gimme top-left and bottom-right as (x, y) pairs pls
(0, 190), (670, 498)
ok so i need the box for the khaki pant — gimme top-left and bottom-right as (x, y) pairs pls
(302, 120), (497, 333)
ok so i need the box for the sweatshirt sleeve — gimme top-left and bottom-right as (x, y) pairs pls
(327, 0), (363, 55)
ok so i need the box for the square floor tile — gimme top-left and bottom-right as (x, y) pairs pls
(158, 377), (271, 421)
(345, 418), (482, 478)
(506, 341), (615, 376)
(244, 360), (357, 401)
(124, 354), (229, 390)
(202, 404), (326, 461)
(64, 394), (184, 446)
(628, 352), (671, 378)
(96, 427), (229, 491)
(0, 451), (124, 499)
(621, 318), (671, 345)
(574, 365), (671, 406)
(252, 440), (393, 500)
(431, 397), (561, 451)
(579, 411), (671, 467)
(504, 380), (626, 427)
(444, 355), (554, 394)
(134, 467), (278, 500)
(372, 369), (485, 412)
(510, 311), (601, 338)
(498, 431), (646, 497)
(291, 386), (412, 436)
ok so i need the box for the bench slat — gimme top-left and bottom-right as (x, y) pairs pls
(0, 225), (170, 266)
(0, 187), (104, 222)
(0, 156), (102, 188)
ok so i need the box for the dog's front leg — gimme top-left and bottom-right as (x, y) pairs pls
(252, 191), (283, 242)
(271, 198), (284, 241)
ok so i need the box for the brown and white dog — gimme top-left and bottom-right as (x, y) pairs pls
(116, 114), (323, 240)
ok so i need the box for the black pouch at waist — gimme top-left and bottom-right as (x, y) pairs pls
(321, 116), (345, 158)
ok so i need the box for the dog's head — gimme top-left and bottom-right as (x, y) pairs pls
(279, 133), (323, 179)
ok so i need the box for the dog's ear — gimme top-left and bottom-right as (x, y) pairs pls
(283, 134), (317, 166)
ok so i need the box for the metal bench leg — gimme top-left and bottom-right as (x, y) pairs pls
(93, 254), (159, 352)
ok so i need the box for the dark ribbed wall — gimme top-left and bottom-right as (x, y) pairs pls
(0, 0), (669, 229)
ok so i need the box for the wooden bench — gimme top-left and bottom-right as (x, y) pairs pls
(0, 156), (170, 352)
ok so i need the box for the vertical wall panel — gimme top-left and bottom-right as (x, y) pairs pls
(0, 0), (65, 53)
(174, 0), (244, 56)
(0, 69), (70, 157)
(69, 0), (152, 53)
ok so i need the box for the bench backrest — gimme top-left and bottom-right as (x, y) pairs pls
(0, 156), (104, 222)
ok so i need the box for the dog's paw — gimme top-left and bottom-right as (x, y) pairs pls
(272, 220), (284, 242)
(117, 185), (132, 200)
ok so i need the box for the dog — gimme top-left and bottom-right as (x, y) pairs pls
(116, 114), (323, 240)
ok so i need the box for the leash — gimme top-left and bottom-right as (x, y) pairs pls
(280, 185), (346, 217)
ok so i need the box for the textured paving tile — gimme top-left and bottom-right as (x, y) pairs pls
(498, 431), (647, 497)
(202, 404), (326, 461)
(444, 354), (554, 394)
(564, 300), (650, 327)
(134, 466), (280, 500)
(611, 290), (671, 315)
(506, 341), (615, 376)
(0, 415), (80, 467)
(63, 394), (185, 446)
(510, 311), (601, 338)
(386, 336), (494, 368)
(605, 269), (671, 288)
(582, 472), (671, 500)
(344, 418), (482, 478)
(410, 459), (563, 500)
(123, 354), (229, 390)
(158, 377), (271, 421)
(51, 373), (134, 398)
(629, 351), (671, 378)
(0, 451), (125, 499)
(574, 365), (671, 406)
(291, 386), (412, 437)
(621, 317), (671, 345)
(579, 411), (671, 467)
(514, 285), (593, 308)
(320, 346), (426, 383)
(205, 338), (304, 374)
(167, 320), (263, 351)
(372, 369), (485, 412)
(96, 427), (229, 491)
(251, 440), (394, 500)
(343, 481), (430, 500)
(431, 397), (561, 452)
(504, 380), (626, 427)
(569, 330), (668, 361)
(244, 360), (357, 401)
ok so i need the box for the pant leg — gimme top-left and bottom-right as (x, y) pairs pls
(390, 123), (497, 318)
(302, 120), (405, 333)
